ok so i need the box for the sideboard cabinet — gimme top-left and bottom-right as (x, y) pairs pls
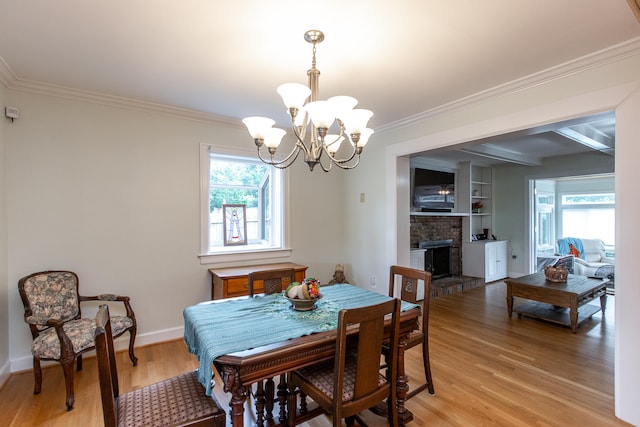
(208, 262), (308, 299)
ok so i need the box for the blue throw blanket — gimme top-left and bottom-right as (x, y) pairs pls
(557, 237), (584, 259)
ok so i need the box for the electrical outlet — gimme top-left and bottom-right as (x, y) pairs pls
(370, 276), (376, 288)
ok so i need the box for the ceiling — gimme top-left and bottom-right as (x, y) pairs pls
(0, 1), (638, 165)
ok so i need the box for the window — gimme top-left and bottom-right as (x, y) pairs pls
(200, 145), (290, 263)
(560, 192), (615, 247)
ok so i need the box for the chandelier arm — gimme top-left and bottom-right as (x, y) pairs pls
(334, 154), (361, 170)
(291, 122), (311, 152)
(318, 156), (332, 172)
(256, 146), (302, 169)
(321, 143), (359, 165)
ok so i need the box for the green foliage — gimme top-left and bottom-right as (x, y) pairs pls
(209, 159), (268, 210)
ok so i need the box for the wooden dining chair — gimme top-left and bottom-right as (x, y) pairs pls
(18, 270), (138, 410)
(247, 267), (296, 423)
(247, 268), (296, 297)
(287, 298), (400, 427)
(94, 304), (226, 427)
(387, 265), (434, 398)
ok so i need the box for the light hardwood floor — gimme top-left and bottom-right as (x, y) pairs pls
(0, 282), (632, 426)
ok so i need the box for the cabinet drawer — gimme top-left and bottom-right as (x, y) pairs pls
(226, 278), (250, 296)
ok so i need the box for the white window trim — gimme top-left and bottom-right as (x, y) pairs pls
(198, 143), (291, 265)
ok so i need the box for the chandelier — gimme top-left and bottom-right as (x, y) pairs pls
(242, 30), (374, 172)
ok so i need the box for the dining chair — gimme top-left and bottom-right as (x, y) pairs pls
(18, 270), (138, 410)
(247, 267), (296, 297)
(95, 304), (226, 427)
(247, 267), (296, 424)
(387, 265), (434, 398)
(288, 298), (400, 427)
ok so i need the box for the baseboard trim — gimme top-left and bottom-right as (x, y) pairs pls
(0, 359), (11, 390)
(9, 325), (185, 374)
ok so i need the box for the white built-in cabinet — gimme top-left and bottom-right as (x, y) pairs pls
(462, 240), (508, 282)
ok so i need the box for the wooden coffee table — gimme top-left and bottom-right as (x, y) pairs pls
(505, 272), (608, 333)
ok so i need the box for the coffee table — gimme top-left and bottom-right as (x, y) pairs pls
(505, 272), (608, 333)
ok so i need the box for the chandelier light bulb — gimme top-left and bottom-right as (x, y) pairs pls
(305, 100), (336, 129)
(342, 109), (374, 135)
(242, 117), (275, 140)
(277, 83), (311, 110)
(263, 128), (287, 149)
(354, 128), (374, 148)
(327, 96), (358, 121)
(324, 135), (345, 154)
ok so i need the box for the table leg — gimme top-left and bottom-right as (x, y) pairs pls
(506, 284), (514, 317)
(600, 292), (608, 313)
(277, 374), (288, 423)
(221, 366), (248, 427)
(570, 297), (578, 334)
(264, 377), (275, 420)
(396, 337), (413, 425)
(370, 335), (414, 425)
(255, 381), (266, 427)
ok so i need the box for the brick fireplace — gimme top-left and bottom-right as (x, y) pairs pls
(410, 215), (463, 276)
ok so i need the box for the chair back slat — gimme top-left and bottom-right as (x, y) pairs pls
(247, 268), (296, 297)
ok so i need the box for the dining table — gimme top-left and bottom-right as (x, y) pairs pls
(183, 283), (421, 427)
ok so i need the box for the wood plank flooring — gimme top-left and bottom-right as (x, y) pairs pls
(0, 282), (632, 426)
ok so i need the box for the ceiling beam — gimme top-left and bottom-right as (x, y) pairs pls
(459, 144), (542, 166)
(554, 125), (615, 156)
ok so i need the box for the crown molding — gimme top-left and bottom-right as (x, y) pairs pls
(377, 37), (640, 134)
(0, 62), (241, 128)
(0, 56), (15, 88)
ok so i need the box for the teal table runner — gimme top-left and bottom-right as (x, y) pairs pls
(183, 283), (420, 395)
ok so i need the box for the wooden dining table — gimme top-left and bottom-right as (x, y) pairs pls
(183, 283), (421, 427)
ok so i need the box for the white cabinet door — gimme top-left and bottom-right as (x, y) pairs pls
(463, 240), (508, 282)
(485, 240), (508, 282)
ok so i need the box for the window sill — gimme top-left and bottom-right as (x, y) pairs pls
(199, 248), (293, 265)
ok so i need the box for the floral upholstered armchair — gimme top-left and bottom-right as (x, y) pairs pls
(18, 270), (138, 410)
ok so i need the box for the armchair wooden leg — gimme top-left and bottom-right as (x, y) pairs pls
(128, 328), (138, 366)
(33, 357), (42, 395)
(62, 359), (76, 411)
(76, 354), (83, 371)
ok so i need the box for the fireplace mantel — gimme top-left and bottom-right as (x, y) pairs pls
(411, 212), (469, 217)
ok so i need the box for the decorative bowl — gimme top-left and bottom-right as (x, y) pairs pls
(284, 294), (323, 311)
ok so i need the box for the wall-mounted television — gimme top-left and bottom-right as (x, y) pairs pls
(413, 168), (455, 212)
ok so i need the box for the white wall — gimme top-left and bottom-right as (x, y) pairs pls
(343, 52), (640, 424)
(5, 90), (346, 371)
(0, 78), (9, 386)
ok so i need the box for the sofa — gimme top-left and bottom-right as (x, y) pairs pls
(556, 237), (615, 282)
